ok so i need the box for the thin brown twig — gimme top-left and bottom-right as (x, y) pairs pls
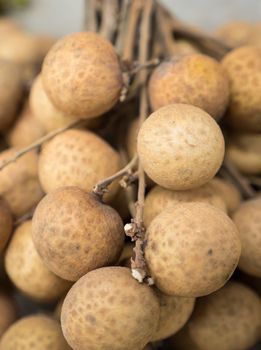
(156, 4), (176, 56)
(115, 0), (130, 53)
(99, 0), (119, 41)
(84, 0), (98, 32)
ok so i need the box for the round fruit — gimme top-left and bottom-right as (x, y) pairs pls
(215, 21), (254, 47)
(0, 198), (13, 253)
(0, 18), (21, 36)
(171, 282), (261, 350)
(221, 46), (261, 131)
(148, 54), (229, 120)
(0, 290), (17, 337)
(137, 104), (225, 190)
(5, 220), (72, 302)
(0, 149), (44, 217)
(42, 32), (123, 118)
(172, 40), (199, 55)
(61, 266), (160, 350)
(38, 128), (121, 201)
(232, 198), (261, 277)
(144, 183), (226, 227)
(152, 292), (195, 341)
(0, 314), (71, 350)
(32, 187), (125, 281)
(145, 202), (241, 297)
(30, 75), (80, 132)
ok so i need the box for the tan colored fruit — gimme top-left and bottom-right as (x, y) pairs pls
(171, 40), (199, 55)
(0, 149), (44, 217)
(171, 282), (261, 350)
(226, 133), (261, 175)
(215, 21), (254, 47)
(0, 18), (21, 36)
(7, 103), (45, 147)
(152, 292), (195, 341)
(5, 220), (72, 302)
(210, 177), (241, 213)
(144, 183), (226, 227)
(61, 266), (160, 350)
(222, 46), (261, 131)
(148, 54), (229, 120)
(0, 198), (13, 253)
(137, 104), (225, 190)
(32, 187), (125, 281)
(117, 242), (134, 266)
(35, 35), (56, 61)
(42, 32), (123, 118)
(30, 75), (80, 132)
(0, 60), (23, 131)
(232, 198), (261, 278)
(0, 314), (71, 350)
(38, 128), (121, 201)
(0, 290), (17, 337)
(145, 202), (241, 297)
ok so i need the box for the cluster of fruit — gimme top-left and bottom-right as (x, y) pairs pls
(0, 4), (260, 350)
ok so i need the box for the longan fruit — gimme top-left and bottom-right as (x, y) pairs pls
(0, 290), (17, 337)
(232, 198), (261, 278)
(210, 177), (241, 214)
(32, 187), (125, 281)
(0, 18), (21, 36)
(215, 21), (254, 47)
(5, 220), (72, 302)
(171, 282), (261, 350)
(172, 40), (199, 56)
(148, 54), (229, 120)
(30, 75), (80, 132)
(152, 292), (195, 341)
(0, 149), (44, 217)
(0, 314), (71, 350)
(42, 32), (123, 118)
(38, 128), (121, 201)
(137, 104), (225, 191)
(0, 198), (13, 253)
(61, 266), (160, 350)
(221, 46), (261, 131)
(7, 103), (45, 147)
(226, 133), (261, 175)
(0, 59), (23, 131)
(145, 202), (241, 297)
(144, 183), (226, 227)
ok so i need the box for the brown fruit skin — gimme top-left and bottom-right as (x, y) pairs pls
(5, 220), (72, 303)
(61, 267), (160, 350)
(221, 46), (261, 131)
(171, 282), (261, 350)
(148, 54), (229, 120)
(232, 198), (261, 278)
(137, 104), (225, 191)
(144, 183), (226, 227)
(42, 32), (123, 118)
(145, 202), (241, 297)
(0, 198), (13, 253)
(32, 187), (125, 281)
(171, 40), (199, 56)
(38, 128), (120, 201)
(30, 75), (80, 132)
(0, 290), (17, 338)
(0, 314), (71, 350)
(215, 21), (255, 47)
(0, 149), (44, 217)
(152, 292), (195, 341)
(0, 60), (23, 131)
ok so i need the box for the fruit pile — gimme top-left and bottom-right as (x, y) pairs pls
(0, 1), (260, 350)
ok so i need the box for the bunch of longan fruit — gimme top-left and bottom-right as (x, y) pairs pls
(0, 2), (260, 350)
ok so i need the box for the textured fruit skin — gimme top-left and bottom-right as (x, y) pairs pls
(144, 183), (226, 227)
(222, 46), (261, 131)
(145, 202), (241, 297)
(0, 198), (13, 253)
(137, 104), (225, 190)
(5, 220), (72, 302)
(0, 60), (23, 131)
(0, 314), (71, 350)
(0, 291), (16, 337)
(61, 267), (160, 350)
(172, 282), (261, 350)
(151, 292), (195, 341)
(0, 149), (44, 217)
(232, 198), (261, 277)
(148, 54), (229, 120)
(42, 32), (123, 118)
(38, 128), (120, 201)
(32, 187), (125, 281)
